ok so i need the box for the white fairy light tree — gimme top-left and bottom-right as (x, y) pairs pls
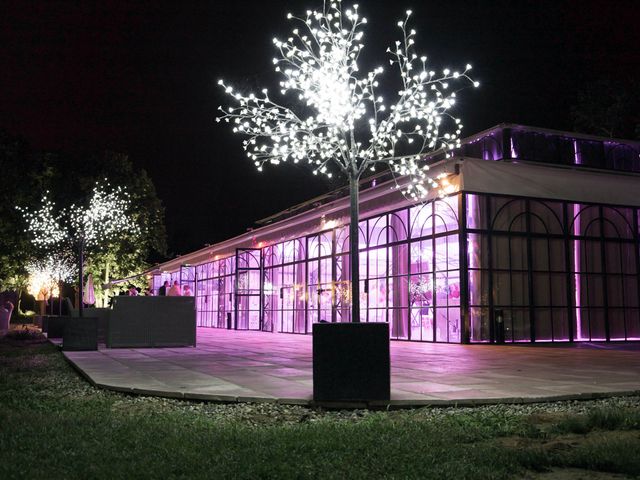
(217, 0), (478, 322)
(26, 254), (75, 313)
(18, 182), (140, 316)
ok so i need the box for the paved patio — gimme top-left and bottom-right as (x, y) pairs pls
(62, 328), (640, 407)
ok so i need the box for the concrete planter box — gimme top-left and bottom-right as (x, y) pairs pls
(35, 315), (48, 332)
(83, 308), (110, 344)
(38, 314), (65, 333)
(312, 322), (390, 404)
(47, 316), (70, 339)
(63, 317), (98, 351)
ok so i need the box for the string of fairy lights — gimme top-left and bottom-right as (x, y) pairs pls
(217, 0), (478, 199)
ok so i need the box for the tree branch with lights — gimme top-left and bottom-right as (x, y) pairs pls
(217, 0), (477, 322)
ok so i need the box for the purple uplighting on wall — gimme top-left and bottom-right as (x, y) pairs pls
(572, 140), (583, 340)
(573, 203), (583, 341)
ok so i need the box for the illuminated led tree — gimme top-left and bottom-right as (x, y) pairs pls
(26, 255), (75, 314)
(19, 182), (140, 316)
(218, 1), (477, 322)
(18, 192), (71, 313)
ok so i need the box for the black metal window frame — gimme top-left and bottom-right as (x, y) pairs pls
(465, 191), (640, 343)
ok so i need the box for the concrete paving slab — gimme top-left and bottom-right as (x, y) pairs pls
(60, 327), (640, 407)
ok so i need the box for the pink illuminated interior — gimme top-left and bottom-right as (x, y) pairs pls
(151, 189), (640, 343)
(154, 195), (463, 342)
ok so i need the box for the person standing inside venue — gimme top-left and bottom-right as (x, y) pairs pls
(159, 280), (169, 296)
(182, 284), (193, 296)
(167, 281), (182, 296)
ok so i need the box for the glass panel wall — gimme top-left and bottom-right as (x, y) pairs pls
(571, 205), (640, 341)
(235, 249), (261, 330)
(195, 256), (235, 328)
(264, 239), (307, 333)
(349, 195), (461, 341)
(187, 194), (463, 342)
(166, 190), (639, 345)
(152, 271), (180, 296)
(180, 266), (195, 297)
(308, 232), (334, 326)
(334, 226), (351, 323)
(468, 193), (640, 342)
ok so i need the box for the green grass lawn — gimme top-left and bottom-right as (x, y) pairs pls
(1, 333), (639, 479)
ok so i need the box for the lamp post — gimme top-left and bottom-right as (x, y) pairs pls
(58, 275), (62, 315)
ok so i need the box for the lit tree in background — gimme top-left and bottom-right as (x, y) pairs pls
(19, 182), (140, 316)
(18, 192), (71, 313)
(218, 0), (478, 322)
(26, 255), (75, 313)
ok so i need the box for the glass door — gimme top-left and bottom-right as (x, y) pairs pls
(234, 248), (262, 330)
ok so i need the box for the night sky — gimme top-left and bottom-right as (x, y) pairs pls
(2, 0), (638, 256)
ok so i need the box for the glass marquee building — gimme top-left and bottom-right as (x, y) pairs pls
(147, 124), (640, 344)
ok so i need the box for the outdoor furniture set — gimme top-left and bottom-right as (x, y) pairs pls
(40, 296), (196, 351)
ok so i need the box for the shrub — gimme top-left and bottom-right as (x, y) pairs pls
(5, 328), (46, 342)
(553, 415), (591, 435)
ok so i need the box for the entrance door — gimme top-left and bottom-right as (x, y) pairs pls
(234, 248), (262, 330)
(308, 282), (334, 326)
(278, 285), (307, 333)
(280, 286), (296, 333)
(180, 265), (196, 297)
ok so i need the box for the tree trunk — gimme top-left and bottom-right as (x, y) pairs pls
(78, 239), (84, 318)
(16, 287), (23, 314)
(103, 260), (110, 308)
(349, 174), (360, 323)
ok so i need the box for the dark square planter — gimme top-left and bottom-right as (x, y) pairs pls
(107, 296), (195, 348)
(47, 316), (70, 339)
(84, 308), (110, 344)
(313, 322), (390, 403)
(34, 315), (47, 332)
(63, 317), (98, 351)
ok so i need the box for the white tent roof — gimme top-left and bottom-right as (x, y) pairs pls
(460, 158), (640, 207)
